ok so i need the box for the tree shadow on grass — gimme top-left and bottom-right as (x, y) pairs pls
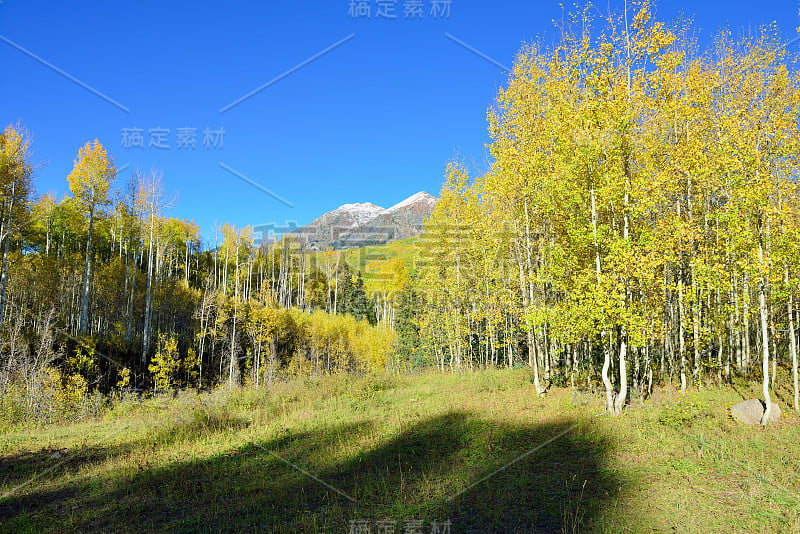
(0, 412), (626, 533)
(0, 408), (249, 493)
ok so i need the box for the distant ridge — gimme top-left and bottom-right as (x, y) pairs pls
(291, 192), (438, 250)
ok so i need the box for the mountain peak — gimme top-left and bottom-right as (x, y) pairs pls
(331, 202), (387, 227)
(292, 192), (438, 250)
(387, 191), (437, 212)
(338, 202), (385, 211)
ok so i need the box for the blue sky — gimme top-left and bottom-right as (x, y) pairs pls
(1, 0), (798, 245)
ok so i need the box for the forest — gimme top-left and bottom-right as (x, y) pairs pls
(416, 8), (800, 422)
(1, 2), (799, 430)
(0, 132), (399, 424)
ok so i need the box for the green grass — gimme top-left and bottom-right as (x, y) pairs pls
(1, 370), (799, 533)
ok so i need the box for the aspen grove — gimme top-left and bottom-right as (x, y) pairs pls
(0, 128), (395, 423)
(416, 4), (800, 419)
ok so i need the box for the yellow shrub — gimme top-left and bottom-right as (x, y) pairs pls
(116, 367), (131, 389)
(149, 334), (180, 390)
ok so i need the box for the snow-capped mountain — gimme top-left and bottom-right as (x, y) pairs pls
(386, 191), (438, 213)
(338, 192), (438, 249)
(292, 192), (438, 250)
(325, 202), (388, 230)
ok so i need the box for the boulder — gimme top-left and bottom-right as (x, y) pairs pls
(766, 401), (782, 424)
(730, 399), (781, 425)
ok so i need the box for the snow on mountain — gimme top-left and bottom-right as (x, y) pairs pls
(386, 191), (437, 213)
(331, 202), (387, 228)
(291, 192), (438, 250)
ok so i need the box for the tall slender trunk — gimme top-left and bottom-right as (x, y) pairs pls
(717, 287), (725, 386)
(788, 269), (799, 411)
(126, 248), (137, 344)
(758, 238), (772, 425)
(0, 179), (15, 325)
(733, 275), (742, 371)
(527, 329), (542, 394)
(184, 240), (190, 286)
(198, 322), (206, 389)
(591, 181), (613, 413)
(142, 208), (155, 367)
(616, 156), (631, 414)
(333, 252), (340, 315)
(743, 273), (751, 371)
(614, 329), (628, 415)
(515, 214), (543, 395)
(691, 266), (701, 385)
(45, 211), (52, 256)
(223, 245), (229, 294)
(524, 199), (544, 394)
(80, 206), (95, 333)
(229, 245), (240, 388)
(601, 336), (614, 414)
(213, 239), (218, 291)
(678, 267), (687, 394)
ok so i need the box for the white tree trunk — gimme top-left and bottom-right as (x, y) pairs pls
(758, 240), (772, 425)
(787, 270), (798, 411)
(614, 330), (628, 415)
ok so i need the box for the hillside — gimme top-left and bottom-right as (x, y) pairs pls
(1, 371), (798, 533)
(339, 236), (421, 279)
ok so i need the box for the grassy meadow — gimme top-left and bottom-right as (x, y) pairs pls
(1, 370), (799, 533)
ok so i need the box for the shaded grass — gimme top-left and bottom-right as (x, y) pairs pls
(0, 370), (799, 533)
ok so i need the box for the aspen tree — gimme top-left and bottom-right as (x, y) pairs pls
(67, 140), (115, 333)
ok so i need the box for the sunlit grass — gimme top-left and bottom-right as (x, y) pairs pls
(1, 370), (798, 533)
